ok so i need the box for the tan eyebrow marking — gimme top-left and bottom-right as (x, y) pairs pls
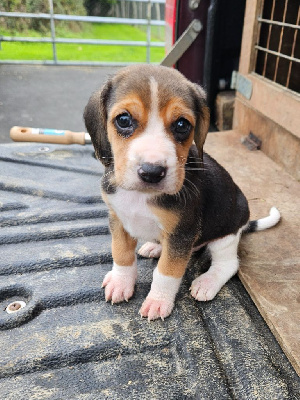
(160, 97), (196, 127)
(109, 95), (146, 124)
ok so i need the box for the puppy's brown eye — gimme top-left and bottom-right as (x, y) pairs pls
(114, 112), (136, 137)
(171, 118), (192, 142)
(116, 113), (131, 128)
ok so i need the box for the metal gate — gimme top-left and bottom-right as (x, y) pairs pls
(0, 0), (165, 66)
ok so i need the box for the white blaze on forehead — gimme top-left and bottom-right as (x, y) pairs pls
(142, 76), (164, 140)
(147, 77), (160, 129)
(124, 75), (180, 194)
(128, 76), (177, 166)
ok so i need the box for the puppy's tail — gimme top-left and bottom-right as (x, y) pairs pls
(243, 207), (281, 233)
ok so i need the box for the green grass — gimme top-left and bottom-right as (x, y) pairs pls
(0, 23), (165, 63)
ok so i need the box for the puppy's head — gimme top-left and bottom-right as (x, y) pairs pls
(84, 65), (209, 194)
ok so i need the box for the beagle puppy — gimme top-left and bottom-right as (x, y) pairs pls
(84, 65), (280, 321)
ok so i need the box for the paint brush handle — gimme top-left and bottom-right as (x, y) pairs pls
(10, 126), (91, 145)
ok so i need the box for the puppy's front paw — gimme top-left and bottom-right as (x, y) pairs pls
(138, 242), (162, 258)
(102, 263), (137, 304)
(139, 267), (182, 321)
(139, 297), (174, 321)
(190, 273), (222, 301)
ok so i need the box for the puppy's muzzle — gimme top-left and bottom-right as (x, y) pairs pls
(138, 163), (167, 184)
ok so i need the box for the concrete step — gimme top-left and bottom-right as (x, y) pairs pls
(205, 130), (300, 375)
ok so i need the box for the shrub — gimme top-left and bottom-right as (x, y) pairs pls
(0, 0), (86, 34)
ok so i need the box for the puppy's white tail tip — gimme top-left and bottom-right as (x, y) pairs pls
(256, 207), (281, 231)
(244, 207), (281, 233)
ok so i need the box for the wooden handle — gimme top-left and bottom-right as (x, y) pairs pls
(10, 126), (87, 145)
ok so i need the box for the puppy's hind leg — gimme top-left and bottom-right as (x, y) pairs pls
(138, 242), (162, 258)
(190, 228), (242, 301)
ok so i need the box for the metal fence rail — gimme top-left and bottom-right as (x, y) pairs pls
(0, 0), (165, 66)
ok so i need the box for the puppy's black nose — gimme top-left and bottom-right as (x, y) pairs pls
(138, 163), (167, 183)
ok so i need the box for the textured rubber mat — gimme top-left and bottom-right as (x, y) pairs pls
(0, 142), (299, 399)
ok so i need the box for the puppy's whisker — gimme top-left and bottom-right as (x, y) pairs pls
(186, 162), (205, 166)
(181, 182), (196, 199)
(186, 160), (205, 165)
(183, 186), (192, 204)
(184, 177), (201, 198)
(178, 187), (188, 207)
(185, 167), (207, 171)
(179, 166), (208, 172)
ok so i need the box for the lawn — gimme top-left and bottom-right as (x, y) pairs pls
(0, 23), (165, 63)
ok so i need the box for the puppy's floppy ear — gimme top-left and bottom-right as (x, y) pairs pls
(192, 84), (210, 160)
(84, 80), (113, 167)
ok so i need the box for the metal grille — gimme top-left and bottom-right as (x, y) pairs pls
(255, 0), (300, 93)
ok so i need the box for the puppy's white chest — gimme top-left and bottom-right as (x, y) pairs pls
(107, 189), (162, 241)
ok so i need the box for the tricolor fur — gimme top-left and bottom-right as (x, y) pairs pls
(84, 65), (280, 321)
